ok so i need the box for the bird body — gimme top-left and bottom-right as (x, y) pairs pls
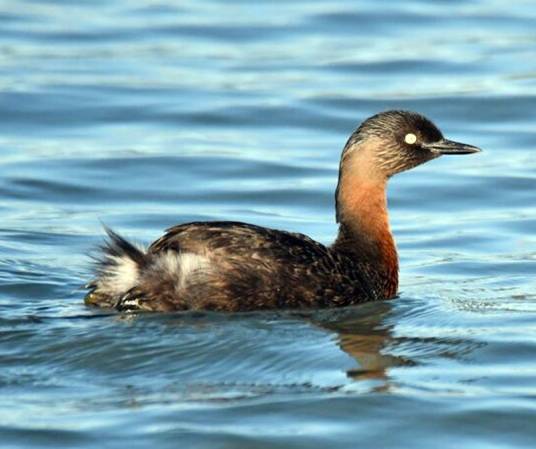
(85, 110), (480, 312)
(86, 222), (381, 311)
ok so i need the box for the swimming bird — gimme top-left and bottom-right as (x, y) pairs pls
(84, 110), (480, 312)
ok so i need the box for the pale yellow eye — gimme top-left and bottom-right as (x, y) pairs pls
(405, 133), (417, 145)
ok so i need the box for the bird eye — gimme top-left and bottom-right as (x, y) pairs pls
(404, 133), (417, 145)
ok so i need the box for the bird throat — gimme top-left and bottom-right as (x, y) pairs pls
(334, 174), (399, 299)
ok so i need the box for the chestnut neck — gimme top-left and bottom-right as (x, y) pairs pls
(333, 147), (399, 298)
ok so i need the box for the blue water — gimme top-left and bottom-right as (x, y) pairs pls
(1, 1), (536, 448)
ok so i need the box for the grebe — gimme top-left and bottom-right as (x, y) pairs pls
(84, 110), (480, 312)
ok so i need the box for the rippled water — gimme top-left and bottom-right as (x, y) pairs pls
(1, 1), (536, 448)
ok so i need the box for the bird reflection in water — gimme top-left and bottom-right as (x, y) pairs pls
(311, 301), (413, 384)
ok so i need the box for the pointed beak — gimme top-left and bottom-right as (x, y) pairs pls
(422, 139), (481, 155)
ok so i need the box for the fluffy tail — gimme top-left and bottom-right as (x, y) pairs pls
(85, 227), (147, 308)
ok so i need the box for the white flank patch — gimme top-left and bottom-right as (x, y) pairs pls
(153, 251), (211, 289)
(101, 255), (140, 295)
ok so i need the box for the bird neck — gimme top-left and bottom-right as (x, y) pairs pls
(333, 164), (399, 298)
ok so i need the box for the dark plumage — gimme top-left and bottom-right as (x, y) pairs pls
(84, 110), (480, 312)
